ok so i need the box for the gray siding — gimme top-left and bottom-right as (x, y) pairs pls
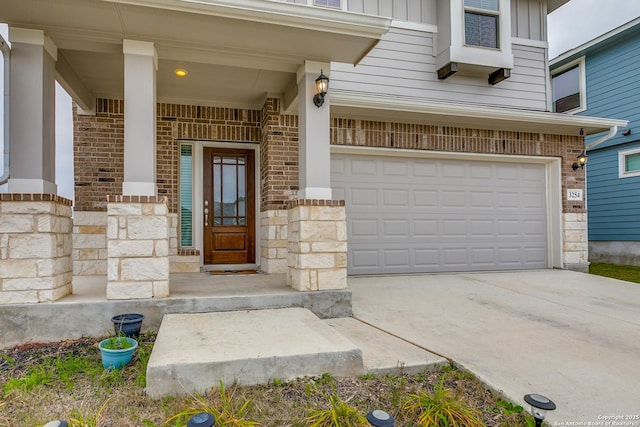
(511, 0), (546, 41)
(332, 27), (548, 111)
(348, 0), (436, 25)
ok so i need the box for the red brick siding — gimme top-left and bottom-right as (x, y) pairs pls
(260, 98), (299, 211)
(73, 100), (261, 212)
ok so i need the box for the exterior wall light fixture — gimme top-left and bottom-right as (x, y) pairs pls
(524, 394), (556, 427)
(313, 69), (329, 108)
(572, 151), (588, 171)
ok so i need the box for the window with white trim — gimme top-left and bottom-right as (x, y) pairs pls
(464, 0), (500, 48)
(619, 147), (640, 178)
(551, 57), (586, 114)
(314, 0), (341, 8)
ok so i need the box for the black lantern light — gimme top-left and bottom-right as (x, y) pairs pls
(572, 151), (588, 170)
(313, 69), (329, 108)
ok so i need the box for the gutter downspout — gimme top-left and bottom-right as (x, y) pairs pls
(585, 126), (618, 151)
(0, 34), (9, 185)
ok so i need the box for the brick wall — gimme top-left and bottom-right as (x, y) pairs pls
(331, 119), (586, 213)
(74, 100), (261, 213)
(260, 98), (299, 211)
(74, 99), (585, 215)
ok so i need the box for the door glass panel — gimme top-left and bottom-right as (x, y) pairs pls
(211, 153), (247, 226)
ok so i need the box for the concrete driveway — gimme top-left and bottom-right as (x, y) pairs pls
(348, 270), (640, 425)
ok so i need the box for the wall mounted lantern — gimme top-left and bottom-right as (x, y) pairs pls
(313, 69), (329, 108)
(572, 151), (588, 171)
(524, 394), (556, 427)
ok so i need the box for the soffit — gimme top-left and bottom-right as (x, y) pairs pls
(1, 0), (390, 109)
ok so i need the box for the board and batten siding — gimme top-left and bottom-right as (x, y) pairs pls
(283, 0), (544, 35)
(586, 143), (640, 241)
(331, 27), (548, 111)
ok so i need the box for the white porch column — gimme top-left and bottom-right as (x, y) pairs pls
(297, 61), (331, 200)
(7, 28), (57, 194)
(122, 40), (157, 196)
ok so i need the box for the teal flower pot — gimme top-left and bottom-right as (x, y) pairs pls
(98, 337), (138, 369)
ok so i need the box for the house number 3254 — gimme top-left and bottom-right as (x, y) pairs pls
(567, 189), (583, 201)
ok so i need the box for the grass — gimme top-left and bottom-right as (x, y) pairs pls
(589, 262), (640, 284)
(0, 335), (540, 426)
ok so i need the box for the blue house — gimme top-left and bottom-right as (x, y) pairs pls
(550, 17), (640, 265)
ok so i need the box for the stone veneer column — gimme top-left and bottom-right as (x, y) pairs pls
(0, 195), (73, 303)
(287, 200), (347, 291)
(107, 195), (169, 299)
(260, 210), (289, 274)
(563, 212), (589, 272)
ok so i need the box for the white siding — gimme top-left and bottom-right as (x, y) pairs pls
(349, 0), (436, 25)
(332, 27), (548, 111)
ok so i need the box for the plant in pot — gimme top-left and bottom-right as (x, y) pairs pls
(98, 334), (138, 370)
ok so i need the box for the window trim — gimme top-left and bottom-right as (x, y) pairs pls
(551, 56), (587, 114)
(463, 2), (500, 49)
(618, 147), (640, 178)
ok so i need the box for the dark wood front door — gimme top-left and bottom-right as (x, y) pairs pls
(203, 147), (255, 264)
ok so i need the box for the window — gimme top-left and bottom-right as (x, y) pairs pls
(464, 0), (499, 48)
(551, 57), (586, 114)
(179, 144), (194, 247)
(619, 148), (640, 178)
(314, 0), (341, 8)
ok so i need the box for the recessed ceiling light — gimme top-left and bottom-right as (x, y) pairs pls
(174, 69), (188, 77)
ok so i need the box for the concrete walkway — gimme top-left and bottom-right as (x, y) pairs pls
(348, 270), (640, 425)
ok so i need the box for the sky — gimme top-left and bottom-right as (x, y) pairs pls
(2, 0), (640, 202)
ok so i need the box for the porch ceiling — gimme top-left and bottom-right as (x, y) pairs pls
(1, 0), (391, 110)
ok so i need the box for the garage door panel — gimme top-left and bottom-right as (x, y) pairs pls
(332, 154), (548, 274)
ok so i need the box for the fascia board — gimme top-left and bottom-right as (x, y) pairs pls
(99, 0), (392, 39)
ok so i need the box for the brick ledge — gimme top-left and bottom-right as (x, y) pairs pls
(288, 199), (345, 208)
(0, 193), (73, 206)
(107, 195), (168, 204)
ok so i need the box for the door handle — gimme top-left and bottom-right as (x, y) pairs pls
(204, 206), (209, 227)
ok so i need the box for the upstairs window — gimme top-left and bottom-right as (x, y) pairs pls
(464, 0), (499, 48)
(619, 148), (640, 178)
(314, 0), (341, 8)
(551, 57), (586, 114)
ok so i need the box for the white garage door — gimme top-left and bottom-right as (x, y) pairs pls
(331, 153), (548, 275)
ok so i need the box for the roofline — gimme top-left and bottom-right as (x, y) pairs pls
(99, 0), (392, 39)
(550, 16), (640, 65)
(331, 92), (628, 135)
(547, 0), (571, 14)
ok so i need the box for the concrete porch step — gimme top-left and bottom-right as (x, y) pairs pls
(145, 308), (448, 398)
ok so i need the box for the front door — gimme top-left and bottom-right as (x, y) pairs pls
(203, 147), (255, 264)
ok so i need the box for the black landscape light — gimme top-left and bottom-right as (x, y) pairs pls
(366, 409), (395, 427)
(524, 393), (556, 427)
(187, 412), (215, 427)
(43, 421), (68, 427)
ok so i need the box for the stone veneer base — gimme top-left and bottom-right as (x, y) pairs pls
(107, 195), (170, 299)
(0, 195), (73, 303)
(287, 200), (347, 291)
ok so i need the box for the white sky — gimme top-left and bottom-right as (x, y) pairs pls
(2, 1), (640, 201)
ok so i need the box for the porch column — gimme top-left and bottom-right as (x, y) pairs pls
(122, 39), (157, 196)
(297, 61), (331, 200)
(288, 62), (347, 291)
(105, 41), (167, 299)
(7, 28), (57, 194)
